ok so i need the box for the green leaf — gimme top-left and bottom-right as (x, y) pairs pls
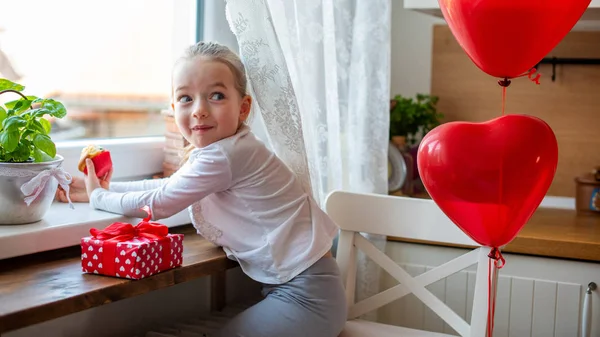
(42, 99), (67, 119)
(32, 147), (44, 162)
(40, 151), (54, 162)
(10, 143), (32, 162)
(22, 130), (34, 140)
(6, 100), (23, 110)
(2, 116), (27, 132)
(27, 108), (45, 118)
(33, 134), (56, 158)
(0, 130), (20, 152)
(31, 108), (51, 118)
(4, 97), (36, 116)
(0, 107), (6, 128)
(0, 79), (25, 92)
(39, 118), (52, 134)
(29, 119), (47, 134)
(31, 99), (67, 118)
(5, 99), (32, 113)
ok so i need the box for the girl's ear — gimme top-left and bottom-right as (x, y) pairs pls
(239, 95), (252, 122)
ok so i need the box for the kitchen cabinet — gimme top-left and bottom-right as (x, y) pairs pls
(379, 206), (600, 336)
(378, 241), (600, 337)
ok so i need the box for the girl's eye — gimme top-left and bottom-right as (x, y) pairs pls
(209, 92), (225, 101)
(178, 95), (192, 103)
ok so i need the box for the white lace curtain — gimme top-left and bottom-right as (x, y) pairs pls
(225, 0), (391, 320)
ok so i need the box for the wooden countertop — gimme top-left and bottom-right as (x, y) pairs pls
(389, 207), (600, 262)
(505, 208), (600, 262)
(0, 225), (237, 334)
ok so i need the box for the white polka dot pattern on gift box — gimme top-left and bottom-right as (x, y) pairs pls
(80, 234), (185, 279)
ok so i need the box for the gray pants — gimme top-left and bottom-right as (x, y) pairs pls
(217, 257), (348, 337)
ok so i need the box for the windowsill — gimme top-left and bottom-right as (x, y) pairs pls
(0, 202), (191, 261)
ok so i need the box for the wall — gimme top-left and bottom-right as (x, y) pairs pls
(201, 0), (271, 150)
(203, 0), (240, 53)
(430, 25), (600, 197)
(390, 0), (444, 98)
(390, 1), (600, 98)
(393, 2), (600, 197)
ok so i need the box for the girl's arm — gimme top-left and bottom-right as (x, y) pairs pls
(89, 147), (232, 220)
(110, 178), (168, 193)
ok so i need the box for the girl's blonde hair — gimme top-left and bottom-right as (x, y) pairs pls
(175, 41), (249, 164)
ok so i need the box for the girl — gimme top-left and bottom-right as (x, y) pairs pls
(57, 42), (347, 337)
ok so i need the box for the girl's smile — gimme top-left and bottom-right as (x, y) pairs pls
(191, 124), (215, 133)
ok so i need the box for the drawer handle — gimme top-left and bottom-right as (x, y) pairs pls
(583, 282), (597, 337)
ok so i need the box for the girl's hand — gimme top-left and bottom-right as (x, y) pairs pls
(56, 176), (87, 203)
(84, 159), (111, 200)
(55, 161), (113, 203)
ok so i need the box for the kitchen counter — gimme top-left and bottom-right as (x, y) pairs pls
(389, 201), (600, 263)
(502, 208), (600, 262)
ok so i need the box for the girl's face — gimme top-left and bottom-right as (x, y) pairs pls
(171, 57), (251, 148)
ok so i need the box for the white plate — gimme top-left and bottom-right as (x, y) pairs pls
(388, 142), (407, 192)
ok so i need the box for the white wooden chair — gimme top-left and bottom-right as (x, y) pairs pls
(325, 191), (499, 337)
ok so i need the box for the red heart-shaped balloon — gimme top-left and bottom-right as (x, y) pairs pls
(417, 115), (558, 248)
(438, 0), (590, 78)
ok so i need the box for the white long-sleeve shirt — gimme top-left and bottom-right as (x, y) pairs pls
(90, 125), (339, 284)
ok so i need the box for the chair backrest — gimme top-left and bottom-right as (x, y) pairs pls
(325, 190), (498, 337)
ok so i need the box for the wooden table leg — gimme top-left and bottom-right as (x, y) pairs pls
(211, 271), (226, 312)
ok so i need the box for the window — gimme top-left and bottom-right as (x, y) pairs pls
(0, 0), (198, 141)
(0, 0), (199, 179)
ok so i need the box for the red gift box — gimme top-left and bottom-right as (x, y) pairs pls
(81, 206), (184, 279)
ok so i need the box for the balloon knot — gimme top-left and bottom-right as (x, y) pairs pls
(488, 247), (506, 269)
(498, 78), (511, 87)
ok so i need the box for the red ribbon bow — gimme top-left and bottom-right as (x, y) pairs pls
(90, 206), (168, 242)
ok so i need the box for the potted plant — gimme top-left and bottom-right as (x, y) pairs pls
(388, 93), (443, 197)
(0, 78), (72, 225)
(389, 93), (443, 149)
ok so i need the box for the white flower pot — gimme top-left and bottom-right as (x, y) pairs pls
(0, 155), (65, 225)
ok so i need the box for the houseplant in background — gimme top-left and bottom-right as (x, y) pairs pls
(388, 93), (443, 196)
(0, 78), (72, 225)
(389, 93), (443, 149)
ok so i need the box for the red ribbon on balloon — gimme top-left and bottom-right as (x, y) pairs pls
(90, 206), (171, 275)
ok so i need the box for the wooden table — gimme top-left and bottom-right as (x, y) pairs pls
(389, 207), (600, 263)
(0, 225), (237, 334)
